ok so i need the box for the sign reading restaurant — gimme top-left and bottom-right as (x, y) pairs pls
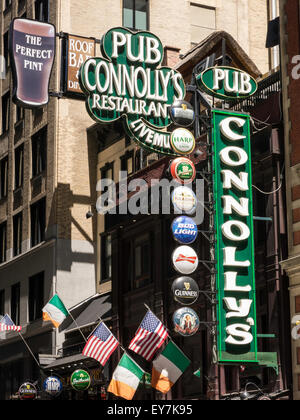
(79, 27), (186, 156)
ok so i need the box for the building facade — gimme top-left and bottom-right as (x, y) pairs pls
(279, 0), (300, 401)
(0, 0), (285, 400)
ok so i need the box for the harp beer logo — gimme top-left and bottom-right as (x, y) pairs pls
(79, 27), (186, 156)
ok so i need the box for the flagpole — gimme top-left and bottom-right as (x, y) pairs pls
(18, 332), (42, 370)
(55, 293), (88, 344)
(68, 311), (88, 344)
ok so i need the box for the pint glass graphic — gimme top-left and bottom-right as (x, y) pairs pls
(10, 18), (56, 108)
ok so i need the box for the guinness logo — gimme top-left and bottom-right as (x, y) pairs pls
(172, 276), (199, 305)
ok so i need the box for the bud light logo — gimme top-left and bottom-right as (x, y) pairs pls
(43, 376), (62, 397)
(172, 216), (198, 244)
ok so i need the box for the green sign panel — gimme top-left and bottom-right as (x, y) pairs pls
(70, 369), (91, 391)
(212, 109), (257, 363)
(79, 27), (186, 156)
(196, 66), (257, 100)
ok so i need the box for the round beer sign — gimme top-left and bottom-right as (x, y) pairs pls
(169, 100), (195, 127)
(172, 186), (197, 214)
(171, 128), (195, 155)
(170, 157), (196, 184)
(173, 307), (200, 337)
(43, 376), (63, 397)
(19, 382), (37, 400)
(172, 277), (199, 305)
(172, 245), (198, 275)
(171, 216), (198, 244)
(70, 369), (91, 391)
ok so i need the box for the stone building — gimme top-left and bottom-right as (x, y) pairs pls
(0, 0), (280, 400)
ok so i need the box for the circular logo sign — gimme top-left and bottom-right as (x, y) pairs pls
(171, 128), (195, 155)
(172, 186), (197, 214)
(70, 369), (91, 391)
(43, 376), (63, 397)
(170, 157), (196, 184)
(169, 100), (195, 127)
(172, 245), (198, 275)
(173, 307), (200, 337)
(172, 277), (199, 305)
(171, 216), (198, 244)
(19, 382), (37, 400)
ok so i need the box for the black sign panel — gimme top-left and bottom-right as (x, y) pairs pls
(10, 18), (56, 108)
(172, 276), (199, 305)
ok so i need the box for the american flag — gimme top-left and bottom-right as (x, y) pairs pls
(0, 314), (22, 332)
(128, 311), (168, 361)
(82, 322), (119, 366)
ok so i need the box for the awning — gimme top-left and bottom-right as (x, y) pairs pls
(60, 293), (112, 333)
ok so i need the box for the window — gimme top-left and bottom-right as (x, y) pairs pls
(190, 3), (216, 44)
(0, 290), (4, 316)
(0, 222), (7, 264)
(14, 145), (24, 189)
(35, 0), (49, 22)
(13, 212), (22, 257)
(0, 156), (8, 200)
(120, 151), (134, 179)
(28, 272), (44, 322)
(31, 198), (46, 247)
(32, 127), (47, 177)
(101, 162), (115, 207)
(123, 0), (148, 31)
(16, 105), (24, 123)
(101, 234), (112, 283)
(1, 91), (10, 135)
(11, 283), (20, 325)
(3, 0), (12, 11)
(133, 234), (151, 289)
(3, 31), (9, 71)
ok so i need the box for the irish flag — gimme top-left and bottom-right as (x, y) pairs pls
(108, 353), (144, 400)
(151, 340), (190, 394)
(42, 294), (69, 328)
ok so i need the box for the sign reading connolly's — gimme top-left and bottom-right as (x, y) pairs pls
(212, 109), (257, 363)
(79, 27), (186, 156)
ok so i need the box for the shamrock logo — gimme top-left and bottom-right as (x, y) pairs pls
(79, 27), (186, 155)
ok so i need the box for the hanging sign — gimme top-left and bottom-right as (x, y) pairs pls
(170, 157), (196, 184)
(66, 34), (96, 94)
(169, 100), (195, 127)
(170, 128), (195, 155)
(172, 245), (198, 275)
(18, 382), (37, 400)
(196, 66), (257, 100)
(211, 109), (257, 363)
(70, 369), (91, 391)
(43, 376), (63, 397)
(172, 186), (197, 214)
(172, 276), (199, 305)
(9, 18), (56, 108)
(79, 27), (186, 156)
(171, 216), (198, 244)
(173, 307), (200, 337)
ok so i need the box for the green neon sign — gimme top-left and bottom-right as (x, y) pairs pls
(79, 27), (186, 156)
(212, 109), (257, 364)
(196, 66), (257, 100)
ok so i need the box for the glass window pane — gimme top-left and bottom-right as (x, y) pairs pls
(136, 0), (147, 12)
(135, 11), (147, 30)
(123, 0), (134, 28)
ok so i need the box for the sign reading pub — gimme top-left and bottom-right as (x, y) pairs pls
(79, 27), (186, 156)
